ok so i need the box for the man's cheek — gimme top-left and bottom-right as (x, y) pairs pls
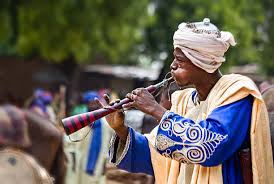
(175, 68), (187, 76)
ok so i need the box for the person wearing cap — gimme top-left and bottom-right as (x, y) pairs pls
(100, 18), (274, 184)
(29, 89), (53, 119)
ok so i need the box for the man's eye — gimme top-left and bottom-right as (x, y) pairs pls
(177, 57), (184, 62)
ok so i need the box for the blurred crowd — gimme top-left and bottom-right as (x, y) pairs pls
(0, 82), (178, 184)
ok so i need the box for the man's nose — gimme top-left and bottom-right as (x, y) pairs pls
(170, 60), (177, 70)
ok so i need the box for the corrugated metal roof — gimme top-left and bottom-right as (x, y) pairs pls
(82, 63), (162, 81)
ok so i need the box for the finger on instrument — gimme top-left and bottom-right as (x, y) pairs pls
(131, 94), (138, 101)
(109, 98), (121, 106)
(122, 101), (134, 109)
(109, 100), (115, 106)
(94, 98), (103, 108)
(103, 94), (110, 104)
(126, 93), (132, 99)
(132, 88), (141, 96)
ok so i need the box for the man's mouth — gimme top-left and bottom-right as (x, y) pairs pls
(171, 71), (176, 79)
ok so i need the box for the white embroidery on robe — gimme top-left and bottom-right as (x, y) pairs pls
(156, 115), (227, 164)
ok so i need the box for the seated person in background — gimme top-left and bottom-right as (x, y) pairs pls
(260, 83), (274, 160)
(28, 89), (53, 120)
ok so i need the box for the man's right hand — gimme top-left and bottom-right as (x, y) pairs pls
(96, 94), (128, 141)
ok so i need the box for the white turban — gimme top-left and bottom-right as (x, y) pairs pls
(173, 18), (236, 73)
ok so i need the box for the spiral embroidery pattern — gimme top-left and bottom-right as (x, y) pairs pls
(156, 113), (227, 164)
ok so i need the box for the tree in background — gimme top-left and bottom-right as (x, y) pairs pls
(0, 0), (273, 76)
(0, 0), (149, 64)
(261, 0), (274, 76)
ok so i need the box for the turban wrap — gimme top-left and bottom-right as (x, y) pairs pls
(173, 18), (236, 73)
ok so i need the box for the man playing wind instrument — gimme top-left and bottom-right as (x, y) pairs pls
(97, 18), (274, 184)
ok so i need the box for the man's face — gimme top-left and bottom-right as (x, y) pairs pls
(170, 48), (202, 88)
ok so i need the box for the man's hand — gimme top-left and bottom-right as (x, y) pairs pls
(123, 88), (167, 121)
(95, 94), (128, 141)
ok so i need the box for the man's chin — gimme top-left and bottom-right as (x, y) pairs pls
(174, 80), (189, 89)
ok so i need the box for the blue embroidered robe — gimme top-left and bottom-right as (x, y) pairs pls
(110, 94), (253, 184)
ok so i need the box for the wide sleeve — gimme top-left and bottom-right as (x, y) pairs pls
(109, 127), (154, 175)
(155, 95), (253, 167)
